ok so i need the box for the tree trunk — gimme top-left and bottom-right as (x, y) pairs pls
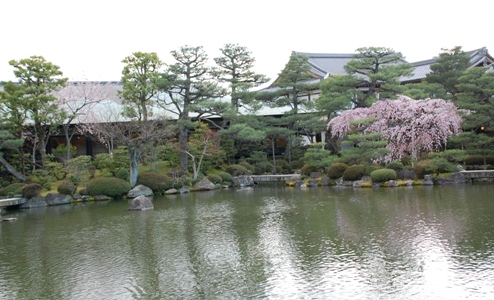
(179, 127), (188, 172)
(129, 148), (138, 187)
(0, 156), (29, 182)
(272, 139), (277, 175)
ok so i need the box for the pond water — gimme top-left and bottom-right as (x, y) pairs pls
(1, 183), (494, 299)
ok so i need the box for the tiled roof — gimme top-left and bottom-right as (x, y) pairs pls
(294, 51), (355, 78)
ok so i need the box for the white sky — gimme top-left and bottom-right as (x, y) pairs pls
(1, 0), (492, 84)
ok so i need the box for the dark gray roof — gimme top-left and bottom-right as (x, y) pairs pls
(293, 51), (355, 78)
(402, 47), (494, 83)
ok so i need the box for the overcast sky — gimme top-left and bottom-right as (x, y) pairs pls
(1, 0), (492, 84)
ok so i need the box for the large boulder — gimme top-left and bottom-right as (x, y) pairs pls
(232, 175), (255, 187)
(45, 193), (73, 206)
(20, 196), (47, 209)
(128, 195), (154, 211)
(179, 187), (190, 194)
(193, 178), (216, 190)
(127, 185), (154, 198)
(165, 188), (178, 194)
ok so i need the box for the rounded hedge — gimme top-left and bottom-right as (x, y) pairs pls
(207, 174), (223, 184)
(385, 161), (404, 172)
(342, 165), (366, 181)
(22, 183), (43, 199)
(218, 172), (232, 182)
(86, 177), (131, 198)
(301, 164), (320, 176)
(0, 183), (26, 196)
(225, 164), (251, 176)
(327, 163), (348, 179)
(370, 169), (397, 183)
(57, 181), (76, 196)
(137, 172), (174, 193)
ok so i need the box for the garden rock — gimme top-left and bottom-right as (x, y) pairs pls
(165, 188), (178, 194)
(180, 187), (190, 194)
(321, 177), (331, 186)
(20, 196), (47, 209)
(128, 195), (154, 211)
(93, 195), (112, 201)
(422, 175), (434, 185)
(232, 175), (255, 187)
(449, 172), (468, 184)
(128, 185), (154, 198)
(45, 193), (73, 206)
(295, 180), (304, 188)
(193, 179), (215, 190)
(308, 180), (319, 187)
(386, 180), (399, 187)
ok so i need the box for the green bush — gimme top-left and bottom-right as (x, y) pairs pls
(29, 169), (56, 188)
(301, 164), (320, 176)
(0, 183), (26, 196)
(57, 181), (76, 196)
(86, 177), (131, 198)
(342, 165), (366, 181)
(370, 169), (397, 183)
(88, 165), (96, 178)
(238, 161), (255, 173)
(414, 164), (426, 179)
(275, 159), (289, 172)
(327, 163), (348, 179)
(207, 174), (223, 184)
(116, 169), (129, 181)
(137, 172), (174, 194)
(218, 172), (232, 182)
(225, 164), (251, 176)
(254, 161), (274, 174)
(365, 165), (379, 176)
(385, 161), (404, 172)
(22, 183), (43, 199)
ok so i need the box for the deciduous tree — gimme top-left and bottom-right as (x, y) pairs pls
(328, 96), (462, 162)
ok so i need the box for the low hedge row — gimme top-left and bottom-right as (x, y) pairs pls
(86, 177), (131, 198)
(370, 169), (397, 183)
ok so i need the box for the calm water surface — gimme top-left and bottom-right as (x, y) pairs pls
(1, 183), (494, 299)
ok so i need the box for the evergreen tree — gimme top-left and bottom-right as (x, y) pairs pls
(425, 46), (470, 101)
(158, 46), (225, 172)
(456, 66), (494, 132)
(2, 56), (68, 167)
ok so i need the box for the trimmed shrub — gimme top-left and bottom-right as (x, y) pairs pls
(275, 159), (289, 173)
(116, 169), (129, 181)
(238, 161), (255, 173)
(327, 163), (348, 179)
(225, 164), (251, 176)
(301, 164), (320, 177)
(342, 165), (366, 181)
(57, 181), (76, 196)
(370, 169), (397, 183)
(218, 172), (232, 182)
(365, 165), (379, 176)
(88, 165), (96, 178)
(385, 161), (404, 172)
(414, 164), (426, 179)
(22, 183), (43, 199)
(137, 172), (174, 194)
(0, 183), (26, 196)
(207, 174), (223, 184)
(254, 161), (274, 174)
(86, 177), (131, 198)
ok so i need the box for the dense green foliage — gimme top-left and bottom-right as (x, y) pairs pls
(370, 169), (397, 183)
(225, 164), (251, 176)
(57, 181), (76, 196)
(86, 177), (131, 198)
(207, 174), (223, 184)
(218, 172), (233, 182)
(137, 172), (173, 194)
(301, 164), (320, 177)
(0, 183), (26, 196)
(385, 161), (404, 172)
(327, 163), (348, 179)
(342, 165), (366, 181)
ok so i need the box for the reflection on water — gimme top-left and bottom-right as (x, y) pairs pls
(1, 184), (494, 299)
